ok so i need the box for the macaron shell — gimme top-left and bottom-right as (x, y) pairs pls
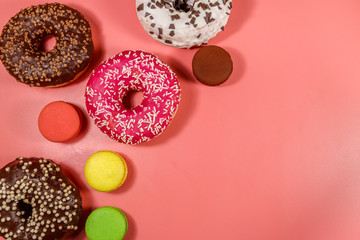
(192, 45), (233, 86)
(85, 206), (128, 240)
(38, 101), (83, 142)
(84, 151), (128, 192)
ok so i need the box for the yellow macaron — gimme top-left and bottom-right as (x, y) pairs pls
(84, 151), (128, 192)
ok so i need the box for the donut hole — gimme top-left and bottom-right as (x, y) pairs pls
(122, 89), (144, 109)
(17, 199), (33, 220)
(39, 35), (57, 52)
(174, 0), (194, 12)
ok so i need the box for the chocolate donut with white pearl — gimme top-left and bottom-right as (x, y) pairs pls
(0, 157), (81, 240)
(136, 0), (232, 48)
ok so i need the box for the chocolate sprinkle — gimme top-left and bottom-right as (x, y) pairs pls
(137, 3), (144, 11)
(171, 14), (181, 21)
(204, 12), (215, 24)
(136, 0), (232, 48)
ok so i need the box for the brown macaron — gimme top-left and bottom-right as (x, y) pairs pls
(192, 45), (233, 86)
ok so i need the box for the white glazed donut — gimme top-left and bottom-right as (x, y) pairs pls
(136, 0), (232, 48)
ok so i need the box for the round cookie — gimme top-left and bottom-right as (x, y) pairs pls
(84, 151), (128, 192)
(85, 206), (128, 240)
(38, 101), (83, 142)
(192, 45), (233, 86)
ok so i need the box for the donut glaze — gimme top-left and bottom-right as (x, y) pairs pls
(0, 157), (82, 240)
(136, 0), (233, 48)
(85, 50), (181, 145)
(0, 3), (93, 87)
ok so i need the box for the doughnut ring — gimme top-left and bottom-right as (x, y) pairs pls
(85, 50), (181, 145)
(136, 0), (233, 48)
(0, 3), (94, 87)
(0, 157), (82, 240)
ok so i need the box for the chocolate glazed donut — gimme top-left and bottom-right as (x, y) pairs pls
(0, 3), (94, 87)
(0, 157), (82, 240)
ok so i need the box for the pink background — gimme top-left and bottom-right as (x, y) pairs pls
(1, 0), (360, 239)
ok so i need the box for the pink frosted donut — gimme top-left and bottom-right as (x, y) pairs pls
(85, 50), (181, 145)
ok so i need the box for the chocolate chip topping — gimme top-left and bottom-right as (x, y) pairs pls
(136, 0), (232, 48)
(0, 157), (82, 240)
(171, 14), (181, 21)
(192, 45), (233, 86)
(0, 3), (94, 87)
(137, 3), (144, 11)
(204, 11), (215, 24)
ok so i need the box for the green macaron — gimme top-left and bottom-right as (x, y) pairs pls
(85, 206), (128, 240)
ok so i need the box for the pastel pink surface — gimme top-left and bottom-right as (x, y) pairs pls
(1, 1), (360, 240)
